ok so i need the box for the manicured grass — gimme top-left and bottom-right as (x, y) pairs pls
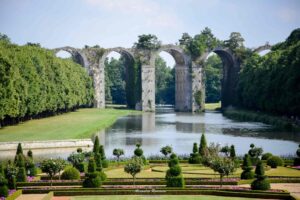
(71, 195), (260, 200)
(0, 108), (139, 142)
(265, 166), (300, 177)
(205, 102), (221, 110)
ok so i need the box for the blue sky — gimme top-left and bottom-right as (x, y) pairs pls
(0, 0), (299, 65)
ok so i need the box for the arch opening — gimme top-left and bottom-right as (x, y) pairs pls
(99, 49), (137, 109)
(55, 49), (86, 68)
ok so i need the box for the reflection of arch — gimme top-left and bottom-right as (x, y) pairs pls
(96, 48), (135, 108)
(53, 46), (89, 69)
(152, 45), (192, 111)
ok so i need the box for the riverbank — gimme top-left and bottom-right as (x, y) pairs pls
(0, 108), (140, 142)
(205, 102), (221, 110)
(223, 107), (300, 131)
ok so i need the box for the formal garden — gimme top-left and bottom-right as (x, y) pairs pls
(0, 134), (300, 200)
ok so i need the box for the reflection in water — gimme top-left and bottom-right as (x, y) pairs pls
(98, 110), (299, 158)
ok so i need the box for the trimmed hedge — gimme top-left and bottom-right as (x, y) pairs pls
(267, 156), (284, 168)
(6, 190), (22, 200)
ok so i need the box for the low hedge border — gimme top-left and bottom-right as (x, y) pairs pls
(238, 178), (300, 185)
(49, 189), (292, 199)
(149, 160), (189, 164)
(6, 190), (22, 200)
(17, 181), (82, 187)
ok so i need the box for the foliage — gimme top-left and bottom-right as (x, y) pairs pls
(155, 57), (175, 104)
(40, 159), (64, 185)
(93, 136), (100, 154)
(204, 55), (222, 103)
(248, 144), (263, 165)
(194, 90), (203, 109)
(295, 144), (300, 166)
(67, 152), (85, 172)
(82, 172), (102, 188)
(209, 156), (237, 187)
(99, 145), (108, 168)
(241, 154), (254, 180)
(94, 153), (103, 172)
(267, 156), (284, 168)
(230, 145), (236, 159)
(0, 38), (94, 126)
(124, 157), (143, 185)
(262, 153), (273, 160)
(134, 34), (161, 50)
(5, 164), (17, 189)
(224, 32), (245, 50)
(199, 133), (208, 156)
(61, 166), (80, 180)
(25, 158), (36, 176)
(16, 143), (23, 155)
(220, 145), (230, 157)
(87, 158), (96, 173)
(27, 149), (33, 158)
(251, 161), (270, 190)
(160, 145), (173, 157)
(179, 27), (219, 60)
(189, 143), (201, 164)
(134, 143), (144, 157)
(166, 153), (185, 188)
(0, 174), (8, 197)
(237, 29), (300, 117)
(113, 148), (125, 163)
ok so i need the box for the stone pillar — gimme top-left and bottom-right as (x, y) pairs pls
(175, 64), (192, 111)
(93, 64), (105, 108)
(191, 62), (204, 112)
(141, 64), (155, 112)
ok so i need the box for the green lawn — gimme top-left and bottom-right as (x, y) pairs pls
(205, 102), (221, 110)
(0, 108), (139, 142)
(71, 195), (261, 200)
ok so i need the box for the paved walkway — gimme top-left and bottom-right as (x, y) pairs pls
(16, 194), (47, 200)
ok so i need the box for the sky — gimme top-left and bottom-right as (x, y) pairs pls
(0, 0), (299, 66)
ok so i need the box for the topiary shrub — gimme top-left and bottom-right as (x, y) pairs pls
(101, 159), (109, 168)
(251, 161), (270, 190)
(98, 171), (107, 181)
(165, 153), (185, 188)
(82, 172), (101, 188)
(0, 174), (8, 197)
(267, 156), (284, 168)
(294, 144), (300, 166)
(189, 143), (201, 164)
(262, 153), (273, 160)
(75, 162), (85, 173)
(134, 148), (143, 157)
(241, 154), (254, 180)
(16, 167), (26, 182)
(61, 166), (80, 180)
(26, 159), (37, 176)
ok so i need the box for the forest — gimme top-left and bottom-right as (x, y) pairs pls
(0, 35), (94, 127)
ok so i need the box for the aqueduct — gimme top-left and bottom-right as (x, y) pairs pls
(54, 43), (271, 112)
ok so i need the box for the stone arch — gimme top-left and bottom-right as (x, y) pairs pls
(149, 44), (192, 111)
(94, 48), (135, 108)
(53, 46), (89, 69)
(200, 47), (239, 109)
(253, 43), (272, 54)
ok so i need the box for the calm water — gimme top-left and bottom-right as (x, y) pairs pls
(96, 110), (300, 158)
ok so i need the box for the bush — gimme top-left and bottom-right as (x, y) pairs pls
(98, 171), (107, 181)
(267, 156), (284, 168)
(134, 148), (143, 157)
(251, 179), (270, 190)
(188, 153), (201, 164)
(16, 167), (26, 182)
(75, 162), (85, 173)
(61, 167), (80, 180)
(168, 158), (179, 168)
(7, 176), (16, 189)
(0, 185), (8, 197)
(166, 175), (185, 188)
(102, 160), (109, 168)
(262, 153), (273, 160)
(82, 172), (102, 188)
(169, 165), (182, 176)
(241, 170), (255, 179)
(294, 158), (300, 166)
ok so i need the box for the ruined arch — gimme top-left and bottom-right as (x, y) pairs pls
(151, 45), (192, 111)
(95, 48), (135, 108)
(54, 46), (89, 70)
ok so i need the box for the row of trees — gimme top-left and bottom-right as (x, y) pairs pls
(237, 28), (300, 117)
(0, 34), (94, 127)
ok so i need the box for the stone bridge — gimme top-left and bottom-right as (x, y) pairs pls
(54, 44), (271, 112)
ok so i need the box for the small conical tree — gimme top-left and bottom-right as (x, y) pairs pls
(230, 145), (236, 159)
(88, 158), (96, 173)
(16, 143), (23, 155)
(241, 154), (254, 179)
(199, 134), (207, 156)
(193, 143), (198, 154)
(99, 145), (109, 168)
(94, 153), (103, 172)
(93, 136), (100, 154)
(251, 161), (270, 190)
(27, 150), (33, 159)
(15, 154), (25, 168)
(189, 143), (201, 164)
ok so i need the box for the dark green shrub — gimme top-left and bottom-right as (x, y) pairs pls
(75, 162), (85, 172)
(230, 145), (236, 159)
(88, 158), (96, 173)
(16, 167), (26, 182)
(82, 172), (102, 188)
(188, 153), (201, 164)
(134, 148), (143, 157)
(199, 134), (207, 156)
(94, 153), (103, 172)
(0, 185), (8, 197)
(7, 176), (16, 189)
(166, 175), (185, 188)
(15, 154), (25, 168)
(169, 165), (181, 176)
(102, 160), (109, 168)
(93, 136), (100, 153)
(77, 148), (83, 153)
(61, 166), (80, 180)
(294, 145), (300, 166)
(267, 156), (283, 168)
(241, 154), (254, 180)
(98, 171), (107, 181)
(26, 159), (37, 176)
(27, 150), (33, 158)
(262, 153), (273, 160)
(251, 161), (270, 190)
(297, 144), (300, 157)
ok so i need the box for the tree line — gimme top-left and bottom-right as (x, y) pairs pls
(0, 35), (94, 127)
